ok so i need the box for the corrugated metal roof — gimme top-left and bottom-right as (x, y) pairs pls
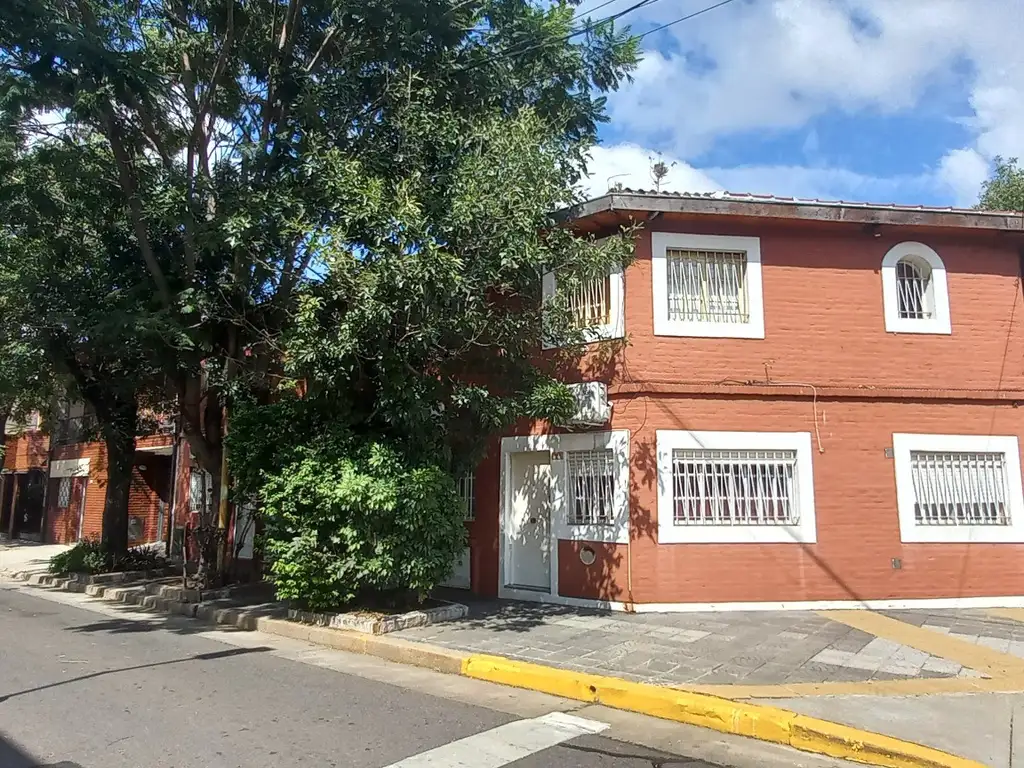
(605, 188), (1022, 218)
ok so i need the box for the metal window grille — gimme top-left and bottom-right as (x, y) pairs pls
(672, 449), (799, 526)
(566, 449), (615, 525)
(189, 470), (209, 515)
(910, 451), (1009, 526)
(457, 473), (475, 521)
(895, 258), (933, 319)
(567, 274), (611, 328)
(666, 249), (748, 324)
(57, 477), (72, 509)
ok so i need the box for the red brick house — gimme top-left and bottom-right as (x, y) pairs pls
(2, 407), (255, 566)
(454, 191), (1024, 611)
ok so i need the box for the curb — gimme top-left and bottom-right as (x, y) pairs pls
(459, 656), (983, 768)
(3, 575), (982, 768)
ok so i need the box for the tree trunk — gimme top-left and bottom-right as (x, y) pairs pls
(99, 403), (138, 557)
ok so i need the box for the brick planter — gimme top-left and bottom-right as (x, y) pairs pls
(288, 601), (468, 635)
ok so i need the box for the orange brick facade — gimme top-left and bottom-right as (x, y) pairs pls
(465, 202), (1024, 608)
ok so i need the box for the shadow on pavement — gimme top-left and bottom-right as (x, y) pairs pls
(0, 646), (271, 705)
(0, 729), (83, 767)
(562, 738), (715, 766)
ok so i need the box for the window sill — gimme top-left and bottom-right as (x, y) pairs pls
(544, 325), (624, 349)
(899, 526), (1024, 544)
(884, 319), (952, 335)
(653, 319), (765, 339)
(658, 524), (817, 544)
(558, 523), (628, 544)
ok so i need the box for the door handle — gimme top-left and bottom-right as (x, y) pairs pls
(529, 517), (537, 524)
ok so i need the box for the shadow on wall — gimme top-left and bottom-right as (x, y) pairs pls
(631, 389), (870, 605)
(550, 338), (661, 606)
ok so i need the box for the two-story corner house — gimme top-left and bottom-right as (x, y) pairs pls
(450, 190), (1024, 612)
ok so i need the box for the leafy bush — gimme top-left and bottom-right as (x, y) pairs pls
(258, 439), (467, 612)
(49, 540), (166, 575)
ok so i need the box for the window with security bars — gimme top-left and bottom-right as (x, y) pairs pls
(566, 449), (615, 526)
(56, 477), (72, 509)
(457, 473), (475, 521)
(672, 449), (799, 525)
(189, 470), (210, 515)
(567, 275), (612, 328)
(666, 248), (748, 324)
(910, 451), (1009, 526)
(895, 258), (933, 320)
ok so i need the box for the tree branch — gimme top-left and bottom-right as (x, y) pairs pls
(98, 106), (174, 308)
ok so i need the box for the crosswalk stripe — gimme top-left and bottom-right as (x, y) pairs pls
(382, 711), (609, 767)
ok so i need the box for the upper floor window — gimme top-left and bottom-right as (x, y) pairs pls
(652, 233), (765, 339)
(542, 264), (624, 347)
(881, 242), (951, 335)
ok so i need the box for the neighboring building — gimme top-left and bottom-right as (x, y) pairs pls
(457, 191), (1024, 611)
(1, 405), (256, 569)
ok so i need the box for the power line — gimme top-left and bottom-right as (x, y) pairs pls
(575, 0), (644, 19)
(636, 0), (741, 40)
(467, 0), (665, 71)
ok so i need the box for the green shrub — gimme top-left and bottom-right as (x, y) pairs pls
(259, 440), (467, 612)
(49, 540), (166, 575)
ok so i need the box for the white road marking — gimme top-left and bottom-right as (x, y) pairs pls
(382, 712), (608, 767)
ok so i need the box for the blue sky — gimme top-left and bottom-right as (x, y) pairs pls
(581, 0), (1024, 207)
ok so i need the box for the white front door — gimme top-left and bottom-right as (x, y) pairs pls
(507, 451), (552, 591)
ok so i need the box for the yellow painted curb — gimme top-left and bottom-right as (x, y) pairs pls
(461, 654), (984, 768)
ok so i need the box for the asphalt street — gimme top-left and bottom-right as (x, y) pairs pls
(0, 583), (846, 768)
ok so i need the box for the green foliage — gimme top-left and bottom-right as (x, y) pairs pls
(257, 442), (466, 611)
(48, 540), (166, 575)
(977, 157), (1024, 211)
(3, 0), (638, 594)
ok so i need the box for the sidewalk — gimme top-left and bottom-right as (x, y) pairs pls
(394, 593), (1024, 766)
(0, 541), (70, 574)
(5, 555), (1020, 766)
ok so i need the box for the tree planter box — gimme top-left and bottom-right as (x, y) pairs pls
(287, 601), (468, 635)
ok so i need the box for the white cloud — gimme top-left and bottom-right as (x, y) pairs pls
(936, 148), (990, 207)
(582, 143), (720, 198)
(590, 0), (1024, 204)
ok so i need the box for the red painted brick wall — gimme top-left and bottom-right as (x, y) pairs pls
(469, 216), (1024, 604)
(51, 437), (174, 544)
(622, 220), (1024, 392)
(128, 454), (171, 545)
(3, 433), (49, 472)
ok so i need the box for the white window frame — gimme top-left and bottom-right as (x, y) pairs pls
(457, 472), (476, 521)
(651, 232), (765, 339)
(656, 430), (817, 544)
(500, 430), (630, 550)
(881, 242), (951, 335)
(893, 433), (1024, 543)
(542, 264), (624, 347)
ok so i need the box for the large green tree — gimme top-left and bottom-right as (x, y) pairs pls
(0, 0), (637, 500)
(1, 0), (637, 588)
(0, 138), (166, 554)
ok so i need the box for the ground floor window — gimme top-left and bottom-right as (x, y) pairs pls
(656, 430), (817, 543)
(566, 449), (616, 526)
(893, 434), (1024, 543)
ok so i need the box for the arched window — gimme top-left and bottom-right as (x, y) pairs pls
(881, 243), (950, 334)
(894, 256), (933, 320)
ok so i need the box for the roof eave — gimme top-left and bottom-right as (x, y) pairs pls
(561, 193), (1024, 232)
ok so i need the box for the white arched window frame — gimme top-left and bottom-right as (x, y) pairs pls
(881, 242), (951, 335)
